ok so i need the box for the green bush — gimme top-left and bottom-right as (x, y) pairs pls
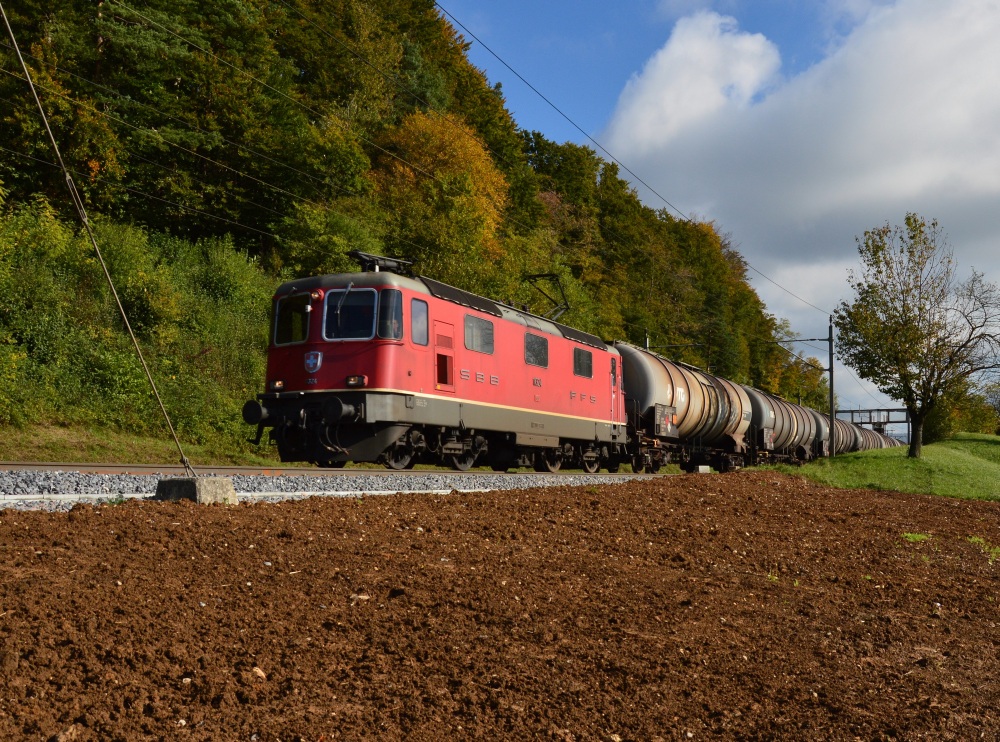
(0, 201), (273, 452)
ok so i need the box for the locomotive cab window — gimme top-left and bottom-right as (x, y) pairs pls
(273, 292), (311, 345)
(525, 333), (548, 367)
(464, 315), (494, 354)
(573, 347), (593, 378)
(377, 289), (403, 339)
(411, 299), (429, 346)
(324, 287), (376, 340)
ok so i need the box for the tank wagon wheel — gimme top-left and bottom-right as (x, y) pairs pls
(533, 449), (562, 473)
(631, 454), (646, 474)
(449, 451), (478, 471)
(385, 449), (415, 471)
(606, 461), (620, 474)
(317, 460), (346, 469)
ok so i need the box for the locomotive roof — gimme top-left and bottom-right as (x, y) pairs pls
(274, 271), (607, 350)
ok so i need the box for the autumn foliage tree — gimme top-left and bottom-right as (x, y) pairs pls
(371, 110), (511, 295)
(834, 214), (1000, 457)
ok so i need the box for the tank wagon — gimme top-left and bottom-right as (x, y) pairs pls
(615, 343), (900, 472)
(244, 253), (900, 472)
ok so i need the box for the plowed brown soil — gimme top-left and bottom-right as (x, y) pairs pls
(1, 471), (999, 741)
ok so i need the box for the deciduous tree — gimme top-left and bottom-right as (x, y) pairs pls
(834, 214), (1000, 457)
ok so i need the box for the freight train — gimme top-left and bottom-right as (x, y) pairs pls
(243, 252), (900, 473)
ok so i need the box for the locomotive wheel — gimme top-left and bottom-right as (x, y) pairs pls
(581, 455), (601, 474)
(449, 452), (477, 471)
(533, 450), (561, 473)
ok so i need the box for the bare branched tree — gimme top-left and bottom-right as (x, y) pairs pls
(834, 213), (1000, 457)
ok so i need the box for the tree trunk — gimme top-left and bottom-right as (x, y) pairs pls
(908, 415), (924, 458)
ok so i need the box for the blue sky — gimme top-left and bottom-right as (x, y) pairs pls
(438, 1), (838, 144)
(436, 0), (1000, 417)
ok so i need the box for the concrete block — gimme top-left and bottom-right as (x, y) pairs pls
(154, 477), (238, 505)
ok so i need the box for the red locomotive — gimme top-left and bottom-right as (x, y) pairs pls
(244, 252), (900, 472)
(243, 252), (630, 471)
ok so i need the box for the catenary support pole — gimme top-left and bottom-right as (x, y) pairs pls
(829, 315), (835, 458)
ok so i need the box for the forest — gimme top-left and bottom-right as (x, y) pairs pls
(0, 0), (832, 455)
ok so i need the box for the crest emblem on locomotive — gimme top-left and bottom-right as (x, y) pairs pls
(304, 351), (323, 373)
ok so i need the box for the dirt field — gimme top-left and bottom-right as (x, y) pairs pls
(1, 470), (999, 741)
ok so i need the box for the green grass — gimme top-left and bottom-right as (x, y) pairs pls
(775, 432), (1000, 501)
(0, 424), (282, 467)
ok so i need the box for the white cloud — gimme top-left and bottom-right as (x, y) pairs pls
(820, 0), (895, 30)
(604, 12), (781, 151)
(604, 0), (1000, 356)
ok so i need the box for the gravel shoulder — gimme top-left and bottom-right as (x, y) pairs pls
(0, 470), (648, 509)
(1, 470), (998, 740)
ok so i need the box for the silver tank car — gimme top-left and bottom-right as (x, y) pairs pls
(614, 341), (894, 470)
(615, 342), (752, 471)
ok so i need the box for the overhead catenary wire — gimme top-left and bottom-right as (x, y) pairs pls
(268, 0), (526, 178)
(79, 0), (540, 257)
(435, 3), (837, 321)
(104, 0), (447, 191)
(14, 1), (649, 273)
(0, 69), (325, 214)
(3, 4), (910, 438)
(0, 0), (197, 477)
(434, 1), (689, 223)
(0, 41), (449, 254)
(0, 37), (345, 199)
(745, 263), (833, 315)
(13, 2), (833, 337)
(0, 142), (282, 238)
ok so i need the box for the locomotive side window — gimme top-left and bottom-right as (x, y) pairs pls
(524, 333), (548, 368)
(323, 288), (376, 340)
(411, 299), (429, 346)
(377, 289), (403, 339)
(273, 293), (311, 345)
(464, 315), (494, 354)
(573, 347), (593, 378)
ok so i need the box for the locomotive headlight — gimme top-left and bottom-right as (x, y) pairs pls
(310, 290), (323, 300)
(345, 375), (368, 388)
(269, 379), (285, 391)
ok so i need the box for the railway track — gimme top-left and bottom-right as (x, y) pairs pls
(0, 461), (646, 478)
